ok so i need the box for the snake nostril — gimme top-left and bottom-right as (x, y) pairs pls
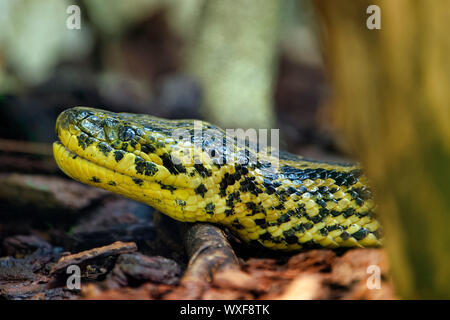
(57, 107), (93, 129)
(56, 109), (75, 134)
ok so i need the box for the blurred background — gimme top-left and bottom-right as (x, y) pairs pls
(0, 0), (344, 161)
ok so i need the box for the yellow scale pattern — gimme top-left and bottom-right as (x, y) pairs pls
(53, 107), (382, 251)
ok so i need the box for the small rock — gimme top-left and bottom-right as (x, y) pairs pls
(0, 257), (38, 281)
(107, 252), (181, 286)
(2, 235), (52, 257)
(67, 199), (156, 252)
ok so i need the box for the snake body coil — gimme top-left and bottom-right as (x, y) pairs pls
(53, 107), (382, 251)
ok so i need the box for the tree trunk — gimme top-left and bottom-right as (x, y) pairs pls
(187, 0), (282, 129)
(314, 0), (450, 298)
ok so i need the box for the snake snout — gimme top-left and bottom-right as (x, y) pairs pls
(56, 107), (95, 134)
(57, 107), (115, 143)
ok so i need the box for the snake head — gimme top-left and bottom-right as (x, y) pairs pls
(53, 106), (229, 191)
(53, 106), (245, 223)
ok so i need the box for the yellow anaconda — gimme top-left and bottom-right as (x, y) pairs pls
(53, 107), (382, 251)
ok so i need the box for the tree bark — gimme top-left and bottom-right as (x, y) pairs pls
(314, 0), (450, 298)
(187, 0), (282, 129)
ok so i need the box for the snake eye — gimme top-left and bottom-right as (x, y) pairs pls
(119, 126), (135, 141)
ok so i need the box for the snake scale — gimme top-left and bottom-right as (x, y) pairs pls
(53, 107), (382, 251)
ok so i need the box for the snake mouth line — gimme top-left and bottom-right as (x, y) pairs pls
(54, 122), (203, 190)
(53, 140), (147, 188)
(53, 140), (178, 213)
(53, 140), (121, 178)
